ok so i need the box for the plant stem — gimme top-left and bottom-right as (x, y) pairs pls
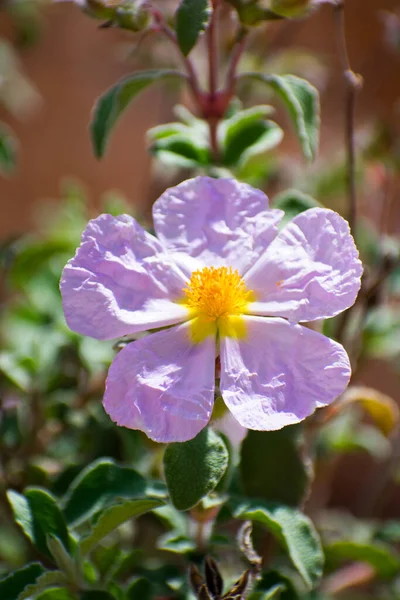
(226, 28), (248, 97)
(333, 0), (362, 234)
(151, 8), (203, 105)
(207, 0), (220, 161)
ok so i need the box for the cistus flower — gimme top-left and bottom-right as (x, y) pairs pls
(60, 177), (362, 443)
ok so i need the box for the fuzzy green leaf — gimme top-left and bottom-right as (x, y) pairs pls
(62, 459), (148, 526)
(240, 427), (311, 506)
(175, 0), (211, 56)
(325, 540), (400, 579)
(90, 70), (184, 158)
(164, 428), (229, 511)
(18, 571), (68, 600)
(243, 73), (320, 160)
(0, 563), (45, 600)
(234, 501), (324, 590)
(7, 488), (70, 558)
(80, 498), (165, 556)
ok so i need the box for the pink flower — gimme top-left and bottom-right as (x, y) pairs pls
(60, 177), (362, 443)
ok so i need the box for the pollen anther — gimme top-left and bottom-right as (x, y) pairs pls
(183, 266), (254, 323)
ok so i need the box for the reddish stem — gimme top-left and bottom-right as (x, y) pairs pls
(226, 29), (248, 97)
(207, 0), (220, 160)
(151, 7), (203, 105)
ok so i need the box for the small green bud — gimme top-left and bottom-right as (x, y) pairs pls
(114, 1), (151, 32)
(226, 0), (284, 26)
(270, 0), (313, 18)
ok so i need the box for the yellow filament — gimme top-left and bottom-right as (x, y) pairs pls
(182, 266), (254, 343)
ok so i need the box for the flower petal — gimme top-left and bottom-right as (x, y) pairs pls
(244, 208), (363, 322)
(60, 214), (189, 340)
(220, 316), (351, 431)
(103, 322), (216, 442)
(153, 176), (283, 274)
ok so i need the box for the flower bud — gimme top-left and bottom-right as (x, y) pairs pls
(270, 0), (314, 18)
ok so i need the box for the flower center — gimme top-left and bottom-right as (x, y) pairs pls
(182, 267), (255, 342)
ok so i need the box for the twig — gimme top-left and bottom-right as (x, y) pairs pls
(333, 0), (362, 234)
(226, 27), (248, 97)
(207, 0), (220, 161)
(151, 8), (203, 105)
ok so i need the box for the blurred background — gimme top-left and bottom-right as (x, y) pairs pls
(1, 0), (399, 236)
(0, 0), (400, 517)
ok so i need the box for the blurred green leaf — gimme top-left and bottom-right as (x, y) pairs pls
(90, 70), (184, 158)
(324, 540), (400, 579)
(272, 189), (321, 225)
(240, 427), (311, 506)
(0, 563), (44, 600)
(7, 488), (70, 559)
(234, 501), (324, 590)
(62, 459), (148, 526)
(223, 119), (283, 167)
(79, 592), (117, 600)
(249, 570), (299, 599)
(221, 105), (282, 166)
(175, 0), (211, 56)
(376, 521), (400, 544)
(18, 570), (67, 600)
(0, 124), (17, 175)
(126, 577), (152, 600)
(319, 410), (391, 460)
(150, 134), (211, 168)
(0, 351), (31, 391)
(163, 428), (229, 511)
(243, 73), (320, 160)
(35, 590), (74, 600)
(46, 536), (80, 586)
(80, 498), (165, 556)
(157, 532), (196, 554)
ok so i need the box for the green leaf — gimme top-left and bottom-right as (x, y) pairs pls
(175, 0), (211, 56)
(0, 563), (45, 600)
(0, 351), (31, 392)
(36, 591), (74, 600)
(62, 458), (148, 526)
(157, 532), (196, 554)
(46, 535), (81, 585)
(223, 119), (283, 167)
(0, 124), (18, 175)
(80, 497), (165, 556)
(7, 488), (70, 558)
(18, 571), (68, 600)
(150, 134), (211, 168)
(272, 189), (321, 226)
(79, 592), (117, 600)
(234, 501), (324, 590)
(221, 106), (283, 166)
(126, 577), (152, 600)
(90, 70), (183, 158)
(324, 540), (400, 579)
(243, 73), (320, 160)
(250, 570), (299, 600)
(163, 428), (229, 511)
(240, 427), (311, 506)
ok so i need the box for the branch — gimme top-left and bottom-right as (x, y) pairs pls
(333, 0), (362, 234)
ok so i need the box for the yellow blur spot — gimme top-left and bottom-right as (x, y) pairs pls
(182, 266), (254, 343)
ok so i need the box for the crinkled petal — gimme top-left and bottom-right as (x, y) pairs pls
(60, 214), (189, 340)
(103, 322), (216, 442)
(244, 208), (363, 322)
(220, 316), (351, 431)
(153, 176), (283, 275)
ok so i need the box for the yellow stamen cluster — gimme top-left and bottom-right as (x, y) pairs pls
(182, 266), (254, 342)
